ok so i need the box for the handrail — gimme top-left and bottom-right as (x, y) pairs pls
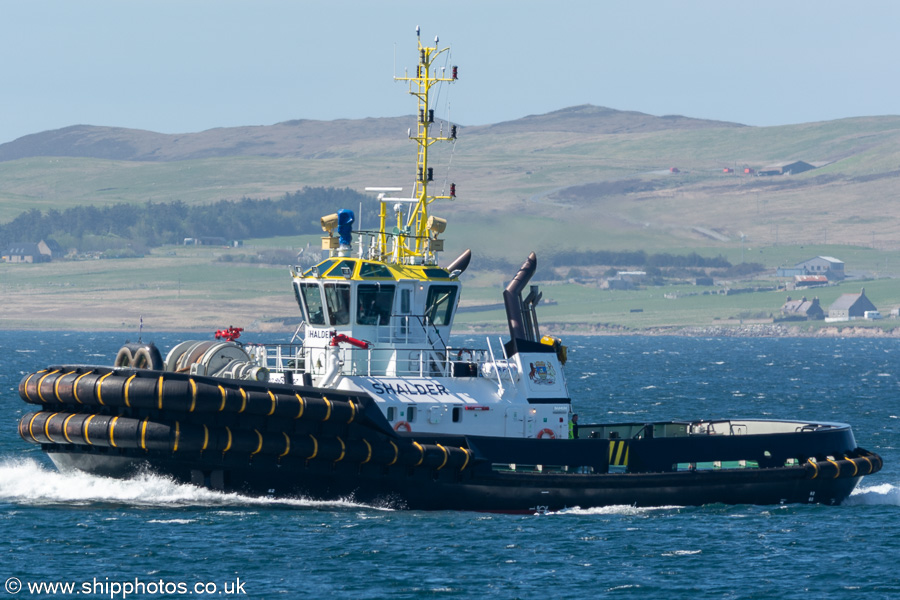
(485, 338), (504, 396)
(498, 336), (516, 388)
(250, 342), (487, 379)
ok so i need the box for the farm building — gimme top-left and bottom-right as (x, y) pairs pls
(828, 288), (877, 320)
(758, 161), (816, 176)
(777, 256), (844, 281)
(794, 275), (829, 288)
(781, 296), (824, 320)
(602, 271), (646, 290)
(1, 239), (61, 263)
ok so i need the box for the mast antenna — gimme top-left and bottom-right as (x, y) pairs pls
(383, 30), (459, 265)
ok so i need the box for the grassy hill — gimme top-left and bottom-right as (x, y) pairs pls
(2, 105), (900, 332)
(1, 105), (898, 261)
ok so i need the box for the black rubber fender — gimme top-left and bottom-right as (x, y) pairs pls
(114, 343), (164, 371)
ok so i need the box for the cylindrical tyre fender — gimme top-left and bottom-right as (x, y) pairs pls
(35, 370), (64, 404)
(82, 414), (116, 447)
(108, 416), (143, 449)
(191, 380), (228, 412)
(141, 420), (174, 451)
(418, 444), (452, 469)
(397, 441), (427, 467)
(156, 378), (192, 412)
(243, 389), (275, 415)
(257, 430), (288, 456)
(61, 413), (91, 445)
(123, 376), (161, 409)
(220, 385), (251, 413)
(53, 369), (89, 405)
(70, 371), (107, 406)
(299, 397), (332, 422)
(282, 433), (318, 459)
(18, 412), (50, 443)
(312, 437), (347, 462)
(269, 392), (304, 419)
(444, 447), (473, 470)
(47, 412), (80, 443)
(96, 374), (128, 407)
(326, 400), (356, 424)
(227, 428), (263, 454)
(368, 439), (401, 465)
(19, 371), (43, 404)
(816, 458), (838, 479)
(340, 439), (373, 463)
(170, 422), (208, 453)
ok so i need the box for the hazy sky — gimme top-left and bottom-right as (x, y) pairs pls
(1, 0), (898, 144)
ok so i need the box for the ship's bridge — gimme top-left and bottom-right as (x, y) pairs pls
(290, 257), (463, 378)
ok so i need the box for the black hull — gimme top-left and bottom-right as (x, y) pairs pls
(45, 444), (864, 511)
(19, 365), (883, 511)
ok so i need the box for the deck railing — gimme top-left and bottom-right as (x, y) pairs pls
(246, 342), (490, 379)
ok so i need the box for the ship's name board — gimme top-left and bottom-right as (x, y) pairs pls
(307, 329), (333, 339)
(370, 381), (450, 396)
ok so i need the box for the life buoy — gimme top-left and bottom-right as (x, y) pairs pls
(537, 428), (555, 439)
(394, 421), (412, 432)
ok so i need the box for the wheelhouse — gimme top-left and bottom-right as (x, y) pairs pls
(292, 258), (460, 336)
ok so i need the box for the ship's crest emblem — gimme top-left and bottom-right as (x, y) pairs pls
(528, 361), (556, 385)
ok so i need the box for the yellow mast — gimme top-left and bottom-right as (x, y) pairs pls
(384, 28), (458, 265)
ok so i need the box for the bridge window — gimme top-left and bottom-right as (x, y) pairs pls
(359, 262), (393, 279)
(304, 258), (336, 277)
(323, 259), (356, 278)
(425, 285), (458, 326)
(357, 284), (395, 325)
(323, 283), (351, 325)
(293, 282), (304, 315)
(400, 289), (411, 314)
(299, 283), (326, 325)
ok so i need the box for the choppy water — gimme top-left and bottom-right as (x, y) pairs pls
(1, 332), (897, 599)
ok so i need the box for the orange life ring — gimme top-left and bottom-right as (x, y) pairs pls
(537, 428), (555, 439)
(394, 421), (412, 432)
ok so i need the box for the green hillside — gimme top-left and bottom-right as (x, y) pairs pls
(2, 106), (900, 332)
(2, 108), (899, 262)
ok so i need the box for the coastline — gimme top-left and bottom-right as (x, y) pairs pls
(3, 316), (899, 339)
(461, 322), (900, 338)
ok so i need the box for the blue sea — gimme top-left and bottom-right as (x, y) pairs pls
(1, 331), (897, 599)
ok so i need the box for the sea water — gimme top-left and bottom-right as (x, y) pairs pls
(0, 331), (897, 599)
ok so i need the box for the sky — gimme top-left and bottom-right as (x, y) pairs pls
(1, 0), (899, 144)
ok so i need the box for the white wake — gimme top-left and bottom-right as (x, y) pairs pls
(843, 482), (900, 506)
(0, 457), (379, 510)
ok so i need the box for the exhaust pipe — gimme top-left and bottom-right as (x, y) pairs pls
(503, 252), (537, 343)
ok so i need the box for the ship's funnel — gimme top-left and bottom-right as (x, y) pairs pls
(504, 252), (537, 344)
(445, 249), (472, 276)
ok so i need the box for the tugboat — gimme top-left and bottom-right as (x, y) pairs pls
(18, 31), (882, 511)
